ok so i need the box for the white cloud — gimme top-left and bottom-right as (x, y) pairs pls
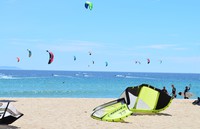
(4, 0), (17, 4)
(138, 44), (189, 51)
(36, 40), (104, 53)
(143, 44), (177, 49)
(173, 47), (187, 50)
(195, 43), (200, 46)
(167, 56), (200, 63)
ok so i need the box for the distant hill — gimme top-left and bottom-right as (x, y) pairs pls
(0, 66), (21, 70)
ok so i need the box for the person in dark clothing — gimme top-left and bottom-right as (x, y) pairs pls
(162, 86), (168, 94)
(184, 86), (190, 99)
(192, 97), (200, 105)
(171, 84), (177, 98)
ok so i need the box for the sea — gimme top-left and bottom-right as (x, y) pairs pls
(0, 70), (200, 99)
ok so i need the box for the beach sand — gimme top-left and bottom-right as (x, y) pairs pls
(1, 98), (200, 129)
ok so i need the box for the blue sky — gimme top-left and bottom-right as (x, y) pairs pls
(0, 0), (199, 73)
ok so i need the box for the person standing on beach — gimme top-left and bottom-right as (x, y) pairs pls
(184, 86), (190, 99)
(171, 84), (177, 98)
(162, 86), (168, 94)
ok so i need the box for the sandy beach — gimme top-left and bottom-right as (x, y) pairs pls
(0, 98), (200, 129)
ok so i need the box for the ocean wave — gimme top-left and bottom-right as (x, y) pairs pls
(52, 74), (59, 77)
(125, 76), (156, 80)
(125, 76), (140, 79)
(0, 90), (97, 97)
(83, 74), (90, 77)
(115, 74), (155, 80)
(74, 73), (92, 78)
(82, 73), (92, 77)
(0, 74), (15, 79)
(115, 75), (125, 78)
(52, 74), (76, 78)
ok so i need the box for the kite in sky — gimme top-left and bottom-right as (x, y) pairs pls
(147, 58), (150, 64)
(46, 50), (54, 64)
(85, 1), (93, 10)
(135, 60), (141, 64)
(159, 59), (162, 64)
(105, 61), (108, 67)
(16, 57), (20, 62)
(74, 56), (76, 61)
(27, 49), (32, 58)
(88, 51), (92, 55)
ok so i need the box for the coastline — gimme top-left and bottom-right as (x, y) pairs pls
(1, 98), (200, 129)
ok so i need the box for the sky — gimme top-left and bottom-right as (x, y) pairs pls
(0, 0), (200, 73)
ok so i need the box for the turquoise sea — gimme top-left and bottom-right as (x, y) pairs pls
(0, 70), (199, 99)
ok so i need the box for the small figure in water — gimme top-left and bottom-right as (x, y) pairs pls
(171, 84), (177, 98)
(184, 86), (190, 99)
(162, 86), (168, 94)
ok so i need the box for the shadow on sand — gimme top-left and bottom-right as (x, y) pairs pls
(105, 112), (172, 124)
(133, 112), (172, 116)
(0, 100), (21, 129)
(0, 125), (20, 129)
(0, 100), (17, 103)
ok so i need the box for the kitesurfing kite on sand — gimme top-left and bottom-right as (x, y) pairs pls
(0, 102), (23, 124)
(91, 84), (172, 122)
